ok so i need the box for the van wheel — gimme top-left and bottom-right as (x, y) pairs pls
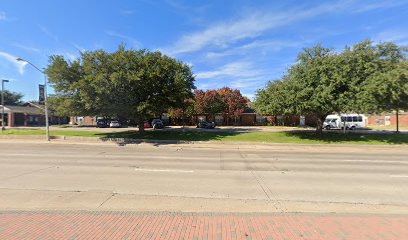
(350, 126), (355, 130)
(325, 126), (331, 130)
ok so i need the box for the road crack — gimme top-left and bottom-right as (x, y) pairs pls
(98, 193), (117, 208)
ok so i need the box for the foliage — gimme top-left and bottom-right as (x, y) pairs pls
(254, 40), (407, 133)
(360, 61), (408, 112)
(2, 90), (24, 105)
(193, 89), (225, 118)
(45, 45), (195, 132)
(193, 88), (248, 122)
(218, 87), (248, 118)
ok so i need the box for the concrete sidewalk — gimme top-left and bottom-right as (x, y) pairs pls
(0, 211), (406, 240)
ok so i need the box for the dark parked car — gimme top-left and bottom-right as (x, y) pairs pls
(151, 119), (164, 129)
(196, 121), (215, 129)
(96, 119), (108, 128)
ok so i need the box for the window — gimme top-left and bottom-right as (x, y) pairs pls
(357, 116), (363, 122)
(341, 117), (346, 122)
(352, 116), (358, 122)
(346, 116), (353, 122)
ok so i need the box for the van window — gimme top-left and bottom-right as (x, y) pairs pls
(357, 116), (363, 122)
(341, 117), (346, 122)
(352, 116), (358, 122)
(346, 116), (353, 122)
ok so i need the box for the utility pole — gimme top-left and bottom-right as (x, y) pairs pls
(1, 79), (9, 131)
(396, 109), (399, 133)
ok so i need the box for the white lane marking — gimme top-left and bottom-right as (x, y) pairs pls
(134, 168), (194, 173)
(389, 175), (408, 178)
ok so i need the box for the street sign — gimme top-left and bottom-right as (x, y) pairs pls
(39, 84), (45, 104)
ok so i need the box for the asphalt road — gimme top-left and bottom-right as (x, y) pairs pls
(0, 141), (407, 214)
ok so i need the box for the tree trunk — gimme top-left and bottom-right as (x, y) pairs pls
(182, 113), (186, 132)
(396, 109), (399, 133)
(138, 119), (145, 134)
(315, 115), (326, 134)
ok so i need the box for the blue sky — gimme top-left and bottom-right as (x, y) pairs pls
(1, 0), (408, 101)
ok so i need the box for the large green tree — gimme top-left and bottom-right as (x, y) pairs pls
(46, 45), (195, 132)
(360, 61), (408, 132)
(254, 40), (407, 133)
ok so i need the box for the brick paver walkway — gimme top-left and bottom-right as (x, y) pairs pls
(0, 211), (406, 239)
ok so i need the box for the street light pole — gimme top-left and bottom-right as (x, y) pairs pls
(16, 58), (50, 141)
(1, 79), (9, 131)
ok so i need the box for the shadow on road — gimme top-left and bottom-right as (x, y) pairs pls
(96, 130), (242, 146)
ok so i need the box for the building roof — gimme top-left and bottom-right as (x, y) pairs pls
(242, 108), (256, 114)
(0, 105), (44, 115)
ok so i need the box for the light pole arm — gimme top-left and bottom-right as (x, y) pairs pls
(16, 58), (50, 141)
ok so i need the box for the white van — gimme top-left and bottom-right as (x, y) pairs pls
(323, 114), (367, 130)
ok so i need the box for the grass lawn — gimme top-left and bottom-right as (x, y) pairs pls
(1, 128), (408, 145)
(367, 125), (408, 131)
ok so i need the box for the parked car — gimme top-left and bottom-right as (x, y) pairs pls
(143, 122), (151, 128)
(151, 119), (164, 129)
(109, 120), (121, 128)
(196, 121), (215, 129)
(96, 119), (108, 128)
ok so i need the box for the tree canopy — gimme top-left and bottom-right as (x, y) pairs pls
(254, 40), (407, 132)
(193, 88), (248, 122)
(46, 45), (195, 132)
(2, 90), (24, 105)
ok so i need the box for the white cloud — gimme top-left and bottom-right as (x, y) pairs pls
(0, 11), (6, 20)
(106, 30), (141, 49)
(205, 39), (306, 59)
(12, 42), (41, 53)
(0, 51), (28, 74)
(167, 1), (358, 55)
(375, 31), (408, 46)
(72, 43), (86, 52)
(195, 61), (274, 92)
(353, 0), (407, 13)
(39, 25), (59, 41)
(196, 61), (263, 79)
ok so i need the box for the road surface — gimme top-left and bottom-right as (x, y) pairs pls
(0, 140), (407, 214)
(0, 141), (407, 239)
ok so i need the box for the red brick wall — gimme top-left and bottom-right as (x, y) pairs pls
(368, 114), (408, 127)
(70, 116), (97, 126)
(82, 116), (96, 126)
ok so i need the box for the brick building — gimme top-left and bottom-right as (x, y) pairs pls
(1, 105), (45, 127)
(69, 116), (98, 126)
(1, 103), (69, 127)
(367, 112), (408, 127)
